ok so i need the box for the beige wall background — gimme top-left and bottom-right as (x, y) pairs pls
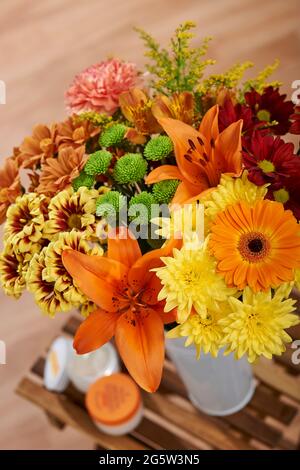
(0, 0), (299, 449)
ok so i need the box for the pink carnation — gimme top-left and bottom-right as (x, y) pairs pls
(65, 58), (139, 115)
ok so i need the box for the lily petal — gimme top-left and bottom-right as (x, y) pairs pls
(74, 308), (118, 354)
(171, 180), (203, 205)
(62, 249), (123, 311)
(145, 165), (183, 185)
(115, 307), (164, 392)
(108, 227), (141, 267)
(158, 117), (209, 185)
(141, 273), (163, 305)
(199, 104), (219, 142)
(128, 238), (181, 291)
(155, 303), (178, 324)
(215, 119), (243, 175)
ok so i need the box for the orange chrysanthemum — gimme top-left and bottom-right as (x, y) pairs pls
(209, 200), (300, 292)
(36, 146), (87, 196)
(17, 124), (57, 169)
(0, 158), (22, 224)
(55, 117), (100, 150)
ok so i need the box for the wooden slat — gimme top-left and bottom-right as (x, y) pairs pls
(144, 392), (253, 450)
(132, 418), (197, 450)
(63, 316), (81, 336)
(29, 359), (196, 450)
(249, 385), (297, 425)
(31, 357), (45, 377)
(275, 348), (300, 375)
(160, 364), (298, 426)
(254, 360), (300, 402)
(23, 315), (300, 450)
(16, 378), (147, 451)
(223, 409), (282, 447)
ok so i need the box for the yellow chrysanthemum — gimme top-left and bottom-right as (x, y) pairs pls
(151, 203), (204, 243)
(167, 303), (229, 358)
(200, 172), (268, 230)
(154, 237), (237, 322)
(43, 230), (103, 306)
(0, 242), (41, 298)
(26, 248), (72, 316)
(44, 187), (99, 240)
(220, 286), (299, 363)
(4, 193), (49, 252)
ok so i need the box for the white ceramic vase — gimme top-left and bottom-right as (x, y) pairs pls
(166, 337), (256, 416)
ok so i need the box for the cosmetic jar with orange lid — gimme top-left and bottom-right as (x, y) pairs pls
(86, 373), (143, 435)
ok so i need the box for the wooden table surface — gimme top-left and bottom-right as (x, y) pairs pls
(0, 0), (299, 450)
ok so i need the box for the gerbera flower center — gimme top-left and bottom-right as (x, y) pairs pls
(67, 214), (82, 230)
(258, 159), (275, 174)
(238, 231), (270, 262)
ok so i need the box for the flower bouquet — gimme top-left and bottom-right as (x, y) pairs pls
(1, 23), (300, 408)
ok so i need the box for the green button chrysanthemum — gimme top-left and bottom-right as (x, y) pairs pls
(84, 150), (112, 176)
(72, 171), (95, 191)
(113, 153), (148, 184)
(144, 136), (173, 161)
(129, 191), (156, 224)
(99, 124), (127, 147)
(96, 191), (126, 218)
(152, 179), (180, 204)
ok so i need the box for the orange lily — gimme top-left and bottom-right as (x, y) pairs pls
(152, 92), (195, 125)
(146, 105), (243, 205)
(62, 228), (180, 392)
(119, 88), (161, 143)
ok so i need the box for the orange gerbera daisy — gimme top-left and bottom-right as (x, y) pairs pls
(62, 228), (180, 392)
(36, 146), (87, 196)
(146, 105), (242, 204)
(209, 199), (300, 292)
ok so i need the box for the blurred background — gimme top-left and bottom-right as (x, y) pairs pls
(0, 0), (299, 449)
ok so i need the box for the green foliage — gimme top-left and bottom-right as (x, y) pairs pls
(72, 171), (94, 191)
(144, 136), (173, 161)
(113, 153), (148, 184)
(99, 124), (127, 147)
(152, 179), (180, 204)
(136, 21), (215, 94)
(96, 191), (126, 218)
(129, 191), (156, 224)
(84, 150), (112, 176)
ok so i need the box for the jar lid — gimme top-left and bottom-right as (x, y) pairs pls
(44, 336), (72, 392)
(86, 373), (141, 426)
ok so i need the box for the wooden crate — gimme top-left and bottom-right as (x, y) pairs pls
(16, 316), (300, 450)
